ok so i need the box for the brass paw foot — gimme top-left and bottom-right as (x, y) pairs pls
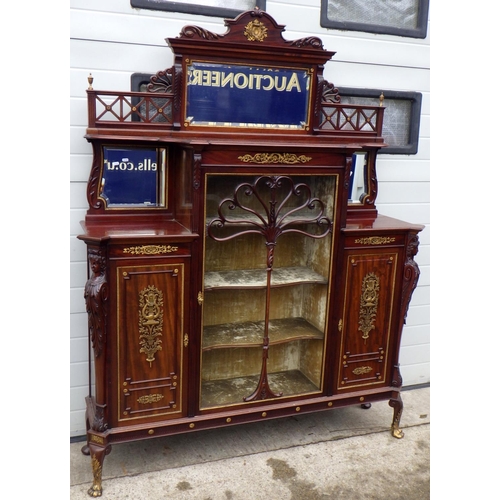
(87, 484), (103, 497)
(391, 424), (404, 439)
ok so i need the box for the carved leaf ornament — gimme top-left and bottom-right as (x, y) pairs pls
(138, 285), (164, 367)
(358, 272), (380, 342)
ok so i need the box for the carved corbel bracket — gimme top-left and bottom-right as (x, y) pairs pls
(400, 232), (421, 326)
(85, 396), (108, 433)
(84, 247), (109, 358)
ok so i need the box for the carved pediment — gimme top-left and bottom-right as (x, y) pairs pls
(168, 8), (335, 65)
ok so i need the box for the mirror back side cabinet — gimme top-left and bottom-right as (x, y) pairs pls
(77, 9), (424, 497)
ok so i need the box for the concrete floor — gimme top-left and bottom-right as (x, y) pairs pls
(70, 386), (430, 499)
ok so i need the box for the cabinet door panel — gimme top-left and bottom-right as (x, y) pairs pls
(117, 263), (186, 423)
(201, 173), (338, 408)
(337, 252), (398, 390)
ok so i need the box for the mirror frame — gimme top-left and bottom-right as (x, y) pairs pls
(347, 148), (378, 218)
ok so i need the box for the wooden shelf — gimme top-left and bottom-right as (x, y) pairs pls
(201, 369), (320, 408)
(204, 266), (328, 290)
(202, 317), (324, 350)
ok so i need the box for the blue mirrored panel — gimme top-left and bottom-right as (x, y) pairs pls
(186, 62), (312, 129)
(101, 147), (166, 207)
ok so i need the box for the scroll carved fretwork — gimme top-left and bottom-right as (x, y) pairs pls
(207, 176), (332, 402)
(180, 25), (223, 41)
(84, 248), (108, 358)
(289, 36), (324, 49)
(358, 272), (380, 343)
(321, 80), (341, 104)
(147, 67), (173, 93)
(139, 285), (164, 367)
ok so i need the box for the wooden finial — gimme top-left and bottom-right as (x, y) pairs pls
(88, 73), (94, 90)
(379, 92), (384, 107)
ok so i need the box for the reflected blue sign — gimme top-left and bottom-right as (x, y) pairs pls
(186, 62), (311, 128)
(101, 147), (161, 206)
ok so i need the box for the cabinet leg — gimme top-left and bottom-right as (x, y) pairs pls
(389, 394), (404, 439)
(87, 443), (110, 497)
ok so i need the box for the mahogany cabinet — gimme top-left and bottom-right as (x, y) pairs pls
(78, 9), (423, 497)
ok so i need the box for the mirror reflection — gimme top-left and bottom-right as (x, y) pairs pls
(348, 152), (367, 204)
(100, 147), (167, 208)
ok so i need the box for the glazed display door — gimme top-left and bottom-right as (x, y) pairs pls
(200, 173), (338, 409)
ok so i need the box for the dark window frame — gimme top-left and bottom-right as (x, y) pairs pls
(131, 0), (266, 19)
(337, 87), (422, 155)
(131, 73), (157, 94)
(320, 0), (429, 39)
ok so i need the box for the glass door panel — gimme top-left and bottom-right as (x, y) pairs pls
(201, 174), (337, 409)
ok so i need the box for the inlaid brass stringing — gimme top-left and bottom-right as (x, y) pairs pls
(238, 153), (312, 164)
(139, 285), (164, 367)
(123, 245), (178, 255)
(358, 272), (380, 342)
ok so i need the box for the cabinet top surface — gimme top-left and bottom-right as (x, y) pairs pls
(78, 220), (197, 242)
(344, 215), (424, 233)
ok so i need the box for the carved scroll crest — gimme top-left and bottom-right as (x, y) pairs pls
(289, 36), (324, 49)
(180, 25), (223, 40)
